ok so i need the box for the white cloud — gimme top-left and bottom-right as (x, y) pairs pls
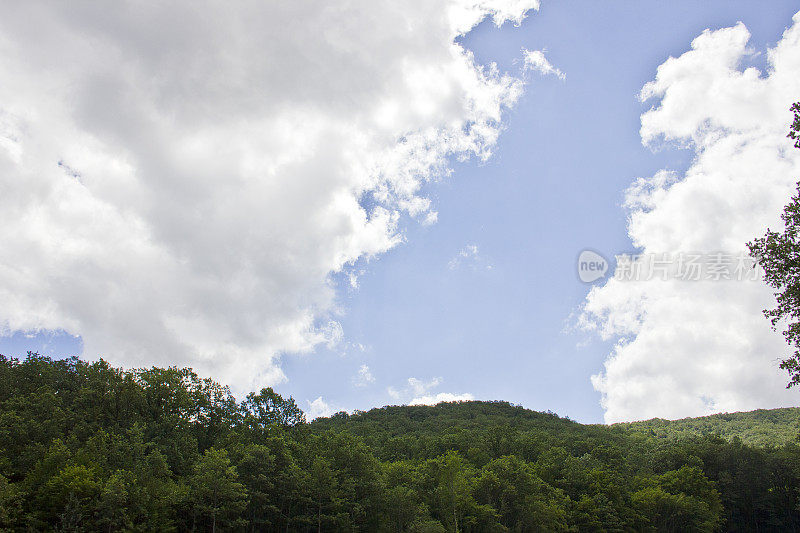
(407, 376), (442, 395)
(388, 376), (471, 405)
(354, 364), (375, 387)
(581, 13), (800, 423)
(348, 269), (366, 290)
(0, 1), (539, 392)
(306, 396), (336, 420)
(523, 49), (565, 80)
(409, 392), (475, 405)
(448, 244), (493, 270)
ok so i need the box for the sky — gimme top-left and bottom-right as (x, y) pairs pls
(1, 1), (800, 423)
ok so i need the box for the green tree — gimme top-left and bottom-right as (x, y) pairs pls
(382, 462), (432, 531)
(632, 466), (722, 532)
(308, 456), (338, 532)
(241, 387), (305, 432)
(132, 448), (182, 531)
(235, 444), (281, 530)
(474, 455), (569, 531)
(0, 473), (23, 529)
(189, 447), (248, 532)
(422, 451), (485, 532)
(39, 464), (102, 531)
(97, 472), (133, 533)
(748, 102), (800, 387)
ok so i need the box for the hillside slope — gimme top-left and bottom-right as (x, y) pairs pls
(615, 407), (800, 447)
(313, 401), (800, 449)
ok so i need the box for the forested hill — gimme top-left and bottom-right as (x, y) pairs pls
(2, 353), (800, 531)
(310, 401), (582, 439)
(309, 401), (635, 462)
(311, 401), (800, 452)
(616, 408), (800, 447)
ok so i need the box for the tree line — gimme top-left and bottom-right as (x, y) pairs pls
(1, 353), (799, 531)
(616, 408), (800, 448)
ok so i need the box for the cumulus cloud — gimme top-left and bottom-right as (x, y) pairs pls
(581, 13), (800, 423)
(0, 1), (539, 391)
(523, 49), (565, 80)
(353, 364), (375, 387)
(387, 386), (402, 400)
(408, 377), (442, 396)
(409, 392), (475, 405)
(387, 376), (472, 405)
(306, 397), (336, 420)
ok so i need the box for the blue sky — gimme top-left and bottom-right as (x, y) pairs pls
(2, 1), (800, 423)
(282, 0), (800, 422)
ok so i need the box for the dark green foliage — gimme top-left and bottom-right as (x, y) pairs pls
(189, 448), (247, 532)
(1, 353), (799, 531)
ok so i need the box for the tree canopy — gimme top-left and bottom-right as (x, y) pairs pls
(1, 353), (799, 531)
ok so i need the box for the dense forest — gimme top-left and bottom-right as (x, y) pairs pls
(1, 354), (799, 532)
(617, 408), (800, 448)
